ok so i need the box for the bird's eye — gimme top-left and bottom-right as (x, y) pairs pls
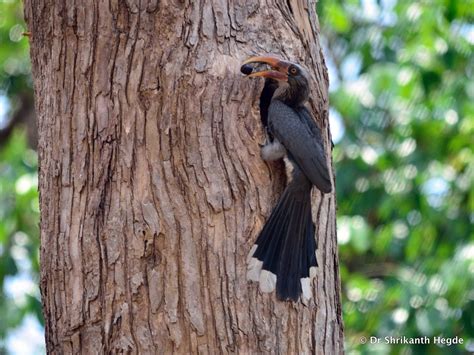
(289, 66), (298, 75)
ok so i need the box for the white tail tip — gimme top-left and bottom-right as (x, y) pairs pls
(247, 257), (263, 282)
(259, 270), (277, 293)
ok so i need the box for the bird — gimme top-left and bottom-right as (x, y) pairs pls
(241, 55), (332, 301)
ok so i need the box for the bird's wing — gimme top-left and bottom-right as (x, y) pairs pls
(268, 100), (332, 193)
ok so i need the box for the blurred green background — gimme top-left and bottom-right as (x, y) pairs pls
(1, 0), (43, 353)
(319, 0), (473, 353)
(0, 0), (472, 354)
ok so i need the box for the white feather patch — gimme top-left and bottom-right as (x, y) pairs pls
(261, 140), (286, 161)
(309, 266), (317, 279)
(283, 157), (294, 183)
(247, 257), (263, 282)
(259, 270), (277, 293)
(247, 244), (258, 264)
(301, 277), (312, 300)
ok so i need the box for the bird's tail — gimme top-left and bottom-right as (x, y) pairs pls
(247, 168), (317, 301)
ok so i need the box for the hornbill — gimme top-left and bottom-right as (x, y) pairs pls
(241, 55), (332, 301)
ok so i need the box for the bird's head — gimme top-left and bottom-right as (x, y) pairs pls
(241, 55), (310, 105)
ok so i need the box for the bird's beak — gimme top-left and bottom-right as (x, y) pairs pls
(242, 55), (290, 81)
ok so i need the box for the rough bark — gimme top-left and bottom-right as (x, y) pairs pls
(25, 0), (343, 353)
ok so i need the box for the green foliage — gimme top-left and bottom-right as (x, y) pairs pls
(0, 0), (40, 352)
(0, 130), (41, 351)
(319, 0), (473, 353)
(0, 0), (30, 99)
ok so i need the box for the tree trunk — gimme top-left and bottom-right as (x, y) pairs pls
(25, 0), (343, 353)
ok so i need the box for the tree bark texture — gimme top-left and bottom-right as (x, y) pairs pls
(25, 0), (343, 353)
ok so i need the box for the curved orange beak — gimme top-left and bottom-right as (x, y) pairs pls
(242, 55), (290, 81)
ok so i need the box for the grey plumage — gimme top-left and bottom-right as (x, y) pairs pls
(268, 100), (332, 193)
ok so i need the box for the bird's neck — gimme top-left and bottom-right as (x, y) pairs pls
(274, 82), (309, 107)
